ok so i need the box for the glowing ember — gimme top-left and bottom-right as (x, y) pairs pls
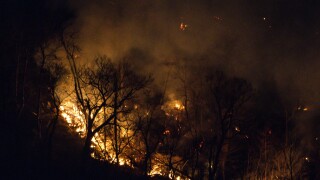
(305, 157), (310, 161)
(163, 129), (170, 135)
(179, 22), (188, 31)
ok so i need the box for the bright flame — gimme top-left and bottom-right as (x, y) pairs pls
(175, 103), (182, 110)
(162, 100), (185, 117)
(149, 164), (165, 177)
(60, 99), (190, 180)
(173, 100), (185, 110)
(60, 101), (86, 137)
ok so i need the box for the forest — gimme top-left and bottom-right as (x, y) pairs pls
(1, 0), (320, 179)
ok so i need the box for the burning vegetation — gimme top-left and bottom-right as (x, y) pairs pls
(49, 34), (318, 178)
(48, 32), (313, 179)
(2, 0), (320, 179)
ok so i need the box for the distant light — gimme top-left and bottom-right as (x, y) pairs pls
(305, 157), (310, 162)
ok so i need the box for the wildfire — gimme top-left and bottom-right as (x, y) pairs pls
(59, 100), (131, 165)
(149, 164), (165, 177)
(59, 99), (189, 180)
(60, 101), (86, 137)
(162, 100), (185, 116)
(172, 100), (185, 110)
(174, 102), (184, 110)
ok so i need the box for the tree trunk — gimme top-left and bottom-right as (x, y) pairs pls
(192, 150), (199, 179)
(208, 142), (214, 180)
(220, 142), (229, 180)
(46, 109), (59, 163)
(113, 72), (119, 165)
(144, 152), (151, 176)
(36, 48), (46, 140)
(211, 135), (225, 180)
(82, 131), (94, 162)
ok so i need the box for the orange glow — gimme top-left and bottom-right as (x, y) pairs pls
(174, 102), (183, 110)
(60, 100), (189, 180)
(163, 129), (170, 135)
(179, 22), (188, 31)
(162, 100), (185, 116)
(173, 100), (185, 110)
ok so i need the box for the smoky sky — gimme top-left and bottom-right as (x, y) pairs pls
(67, 0), (320, 103)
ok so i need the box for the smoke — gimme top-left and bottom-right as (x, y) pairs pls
(70, 0), (219, 58)
(67, 0), (319, 96)
(66, 0), (320, 150)
(67, 0), (250, 91)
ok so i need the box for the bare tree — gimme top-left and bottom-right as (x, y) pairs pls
(44, 61), (67, 161)
(34, 37), (62, 140)
(134, 90), (165, 175)
(158, 101), (191, 179)
(174, 61), (207, 179)
(205, 71), (252, 180)
(34, 37), (68, 168)
(61, 33), (150, 162)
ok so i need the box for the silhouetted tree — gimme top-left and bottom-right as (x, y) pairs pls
(61, 34), (150, 162)
(134, 89), (165, 175)
(205, 71), (252, 180)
